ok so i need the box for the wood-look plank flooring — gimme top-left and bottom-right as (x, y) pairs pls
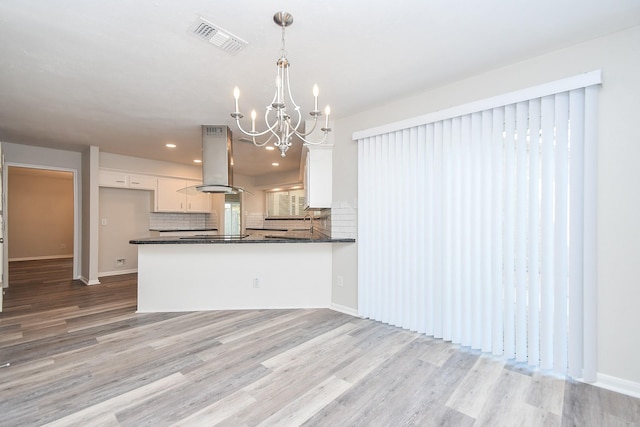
(2, 259), (640, 426)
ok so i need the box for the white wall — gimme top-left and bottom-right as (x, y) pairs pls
(81, 145), (100, 285)
(332, 25), (640, 388)
(98, 187), (152, 276)
(100, 152), (203, 180)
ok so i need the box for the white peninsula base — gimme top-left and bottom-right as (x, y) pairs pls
(136, 243), (332, 312)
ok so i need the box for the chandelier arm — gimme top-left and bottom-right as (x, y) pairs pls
(249, 132), (277, 147)
(272, 117), (291, 148)
(283, 65), (322, 137)
(293, 115), (321, 138)
(263, 132), (276, 145)
(297, 130), (329, 145)
(263, 109), (285, 147)
(283, 67), (302, 112)
(289, 105), (304, 135)
(233, 117), (279, 139)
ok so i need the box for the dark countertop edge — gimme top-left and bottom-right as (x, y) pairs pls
(245, 227), (312, 232)
(130, 237), (355, 245)
(245, 227), (289, 231)
(263, 217), (312, 221)
(150, 228), (218, 232)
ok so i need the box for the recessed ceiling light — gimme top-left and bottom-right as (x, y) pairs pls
(272, 162), (279, 166)
(194, 159), (202, 163)
(265, 146), (275, 151)
(166, 143), (177, 148)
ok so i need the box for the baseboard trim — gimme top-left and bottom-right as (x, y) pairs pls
(330, 302), (359, 317)
(9, 255), (74, 262)
(79, 276), (101, 286)
(594, 373), (640, 399)
(99, 269), (138, 277)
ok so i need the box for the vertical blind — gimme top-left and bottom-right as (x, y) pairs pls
(356, 74), (599, 379)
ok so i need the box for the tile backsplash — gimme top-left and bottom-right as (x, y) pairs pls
(330, 201), (357, 239)
(150, 204), (357, 237)
(149, 211), (218, 231)
(243, 201), (357, 239)
(245, 213), (265, 229)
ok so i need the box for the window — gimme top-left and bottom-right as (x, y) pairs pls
(266, 189), (306, 217)
(224, 193), (241, 235)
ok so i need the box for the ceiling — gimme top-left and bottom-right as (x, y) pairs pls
(1, 1), (639, 178)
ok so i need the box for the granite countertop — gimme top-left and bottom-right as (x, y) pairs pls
(130, 234), (355, 244)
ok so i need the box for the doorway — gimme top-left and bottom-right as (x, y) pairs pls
(224, 193), (241, 235)
(5, 166), (76, 287)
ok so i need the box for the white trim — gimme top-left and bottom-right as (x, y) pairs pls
(594, 373), (640, 399)
(9, 255), (73, 262)
(79, 275), (101, 286)
(330, 302), (360, 317)
(353, 70), (602, 140)
(98, 268), (138, 277)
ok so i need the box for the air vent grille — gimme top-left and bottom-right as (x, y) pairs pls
(204, 126), (225, 136)
(190, 17), (247, 54)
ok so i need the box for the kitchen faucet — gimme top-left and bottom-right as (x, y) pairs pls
(304, 214), (314, 235)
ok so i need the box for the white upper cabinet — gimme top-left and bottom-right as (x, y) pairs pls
(156, 177), (185, 212)
(128, 174), (157, 190)
(99, 170), (128, 188)
(156, 177), (210, 213)
(304, 144), (333, 209)
(185, 180), (211, 212)
(99, 170), (157, 191)
(99, 169), (210, 213)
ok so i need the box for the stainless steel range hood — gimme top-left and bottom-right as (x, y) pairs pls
(197, 125), (243, 193)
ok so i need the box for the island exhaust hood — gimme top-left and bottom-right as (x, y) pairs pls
(196, 125), (243, 194)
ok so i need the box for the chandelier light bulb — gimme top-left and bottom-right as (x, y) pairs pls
(251, 109), (257, 132)
(233, 86), (240, 114)
(313, 84), (319, 111)
(324, 105), (331, 129)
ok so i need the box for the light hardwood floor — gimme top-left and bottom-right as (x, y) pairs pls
(2, 259), (639, 426)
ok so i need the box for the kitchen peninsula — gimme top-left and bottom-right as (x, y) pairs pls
(130, 234), (355, 312)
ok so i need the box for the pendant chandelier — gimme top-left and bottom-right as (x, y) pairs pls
(231, 11), (331, 158)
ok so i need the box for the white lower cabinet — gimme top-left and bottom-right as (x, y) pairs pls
(156, 177), (210, 213)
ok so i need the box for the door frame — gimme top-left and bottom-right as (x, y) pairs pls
(3, 163), (80, 285)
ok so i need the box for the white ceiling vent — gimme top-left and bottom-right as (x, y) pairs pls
(190, 17), (247, 54)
